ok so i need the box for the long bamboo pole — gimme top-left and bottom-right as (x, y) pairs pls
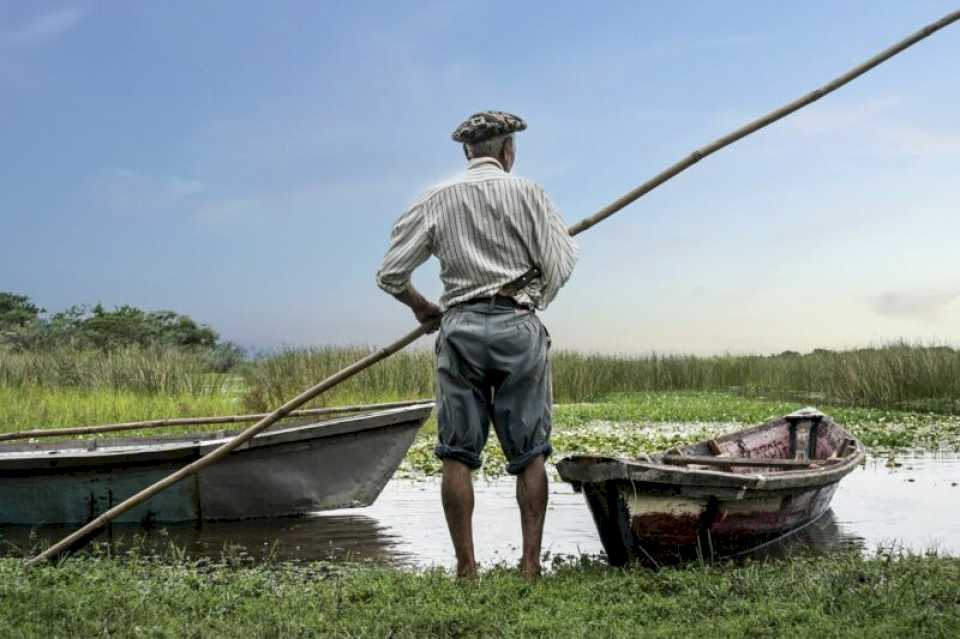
(27, 9), (960, 566)
(0, 399), (435, 443)
(564, 9), (960, 237)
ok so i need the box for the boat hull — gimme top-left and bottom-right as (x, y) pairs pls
(579, 476), (840, 565)
(0, 405), (432, 525)
(558, 409), (864, 566)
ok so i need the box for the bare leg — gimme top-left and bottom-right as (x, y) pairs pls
(516, 455), (548, 579)
(441, 459), (477, 578)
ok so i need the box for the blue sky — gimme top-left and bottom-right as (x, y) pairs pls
(2, 1), (958, 354)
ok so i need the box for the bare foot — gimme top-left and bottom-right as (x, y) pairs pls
(519, 562), (541, 582)
(456, 561), (478, 581)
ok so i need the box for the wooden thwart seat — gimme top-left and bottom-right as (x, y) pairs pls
(660, 455), (821, 469)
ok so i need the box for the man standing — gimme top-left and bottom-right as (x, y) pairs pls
(377, 111), (578, 579)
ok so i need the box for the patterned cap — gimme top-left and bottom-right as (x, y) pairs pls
(451, 111), (527, 144)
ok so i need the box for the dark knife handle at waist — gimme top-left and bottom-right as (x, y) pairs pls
(498, 266), (541, 295)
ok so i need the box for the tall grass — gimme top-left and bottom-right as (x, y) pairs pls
(240, 346), (436, 411)
(3, 342), (958, 415)
(242, 342), (960, 412)
(0, 345), (228, 395)
(0, 387), (239, 434)
(551, 343), (960, 408)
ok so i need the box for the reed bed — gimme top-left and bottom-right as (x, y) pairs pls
(551, 343), (960, 409)
(2, 342), (958, 414)
(241, 342), (960, 412)
(240, 346), (436, 411)
(0, 345), (229, 396)
(0, 387), (239, 435)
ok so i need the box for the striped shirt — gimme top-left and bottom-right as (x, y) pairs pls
(377, 157), (579, 310)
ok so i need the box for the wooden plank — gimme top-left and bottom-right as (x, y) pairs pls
(707, 439), (724, 455)
(836, 438), (856, 458)
(660, 455), (816, 469)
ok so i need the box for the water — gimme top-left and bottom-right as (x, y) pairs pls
(830, 451), (959, 555)
(2, 453), (957, 568)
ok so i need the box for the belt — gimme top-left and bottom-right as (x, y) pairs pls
(455, 294), (531, 310)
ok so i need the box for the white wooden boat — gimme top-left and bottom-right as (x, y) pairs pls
(0, 404), (433, 525)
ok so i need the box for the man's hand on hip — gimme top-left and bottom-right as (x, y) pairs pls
(392, 285), (443, 334)
(413, 301), (442, 331)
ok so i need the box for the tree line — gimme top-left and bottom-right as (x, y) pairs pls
(0, 292), (238, 359)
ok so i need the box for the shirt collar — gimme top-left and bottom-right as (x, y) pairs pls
(467, 157), (504, 171)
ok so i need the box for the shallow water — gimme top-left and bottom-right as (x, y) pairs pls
(3, 452), (956, 568)
(831, 451), (959, 555)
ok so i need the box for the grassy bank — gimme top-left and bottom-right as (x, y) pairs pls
(239, 342), (960, 413)
(0, 387), (239, 436)
(1, 554), (957, 638)
(0, 345), (229, 395)
(4, 342), (960, 415)
(240, 346), (435, 410)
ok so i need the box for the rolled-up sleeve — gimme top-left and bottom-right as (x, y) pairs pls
(376, 202), (433, 295)
(530, 186), (578, 308)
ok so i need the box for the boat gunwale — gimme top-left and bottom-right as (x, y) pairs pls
(557, 413), (866, 491)
(0, 404), (434, 469)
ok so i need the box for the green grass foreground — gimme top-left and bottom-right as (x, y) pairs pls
(1, 554), (957, 638)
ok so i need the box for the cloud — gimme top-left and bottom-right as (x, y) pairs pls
(191, 197), (261, 227)
(695, 33), (777, 49)
(190, 174), (407, 228)
(89, 168), (206, 218)
(641, 32), (776, 57)
(713, 95), (960, 159)
(878, 125), (960, 155)
(786, 96), (960, 156)
(787, 96), (904, 134)
(873, 288), (960, 320)
(2, 5), (90, 46)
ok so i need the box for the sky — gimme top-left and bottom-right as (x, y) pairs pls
(2, 1), (959, 355)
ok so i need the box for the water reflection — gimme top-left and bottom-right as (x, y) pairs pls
(1, 514), (414, 565)
(2, 452), (956, 568)
(722, 510), (864, 560)
(831, 450), (959, 556)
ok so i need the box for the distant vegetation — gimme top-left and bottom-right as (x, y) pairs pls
(3, 291), (960, 421)
(0, 345), (229, 395)
(550, 344), (960, 411)
(0, 292), (241, 366)
(239, 342), (960, 414)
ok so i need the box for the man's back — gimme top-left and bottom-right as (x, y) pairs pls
(377, 156), (577, 311)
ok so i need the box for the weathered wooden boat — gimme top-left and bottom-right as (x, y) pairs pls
(0, 403), (433, 525)
(557, 408), (865, 566)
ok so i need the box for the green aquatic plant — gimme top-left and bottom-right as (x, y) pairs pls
(400, 393), (960, 477)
